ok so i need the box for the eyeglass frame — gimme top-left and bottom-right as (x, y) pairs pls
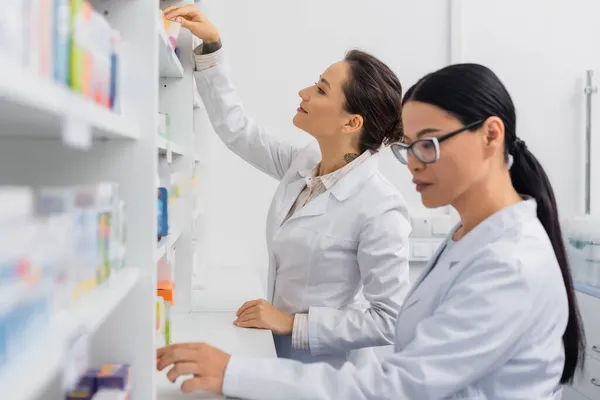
(391, 119), (486, 165)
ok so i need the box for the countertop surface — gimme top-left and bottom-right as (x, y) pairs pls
(158, 267), (276, 399)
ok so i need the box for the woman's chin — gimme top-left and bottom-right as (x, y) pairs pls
(420, 191), (447, 209)
(292, 112), (307, 129)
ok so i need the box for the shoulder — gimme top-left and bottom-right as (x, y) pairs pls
(457, 219), (564, 298)
(445, 219), (569, 337)
(352, 172), (410, 240)
(361, 171), (409, 213)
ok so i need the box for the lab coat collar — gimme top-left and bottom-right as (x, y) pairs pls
(407, 197), (538, 299)
(280, 152), (379, 226)
(329, 151), (379, 201)
(297, 165), (311, 177)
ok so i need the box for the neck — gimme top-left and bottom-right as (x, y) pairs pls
(452, 169), (522, 240)
(317, 139), (361, 176)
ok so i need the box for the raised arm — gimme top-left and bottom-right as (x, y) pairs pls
(165, 5), (305, 180)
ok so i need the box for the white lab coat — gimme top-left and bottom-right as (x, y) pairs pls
(194, 63), (411, 366)
(222, 199), (569, 400)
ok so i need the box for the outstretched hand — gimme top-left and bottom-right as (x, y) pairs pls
(157, 342), (231, 395)
(162, 5), (220, 43)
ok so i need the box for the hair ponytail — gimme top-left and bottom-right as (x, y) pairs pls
(403, 63), (585, 384)
(509, 139), (585, 384)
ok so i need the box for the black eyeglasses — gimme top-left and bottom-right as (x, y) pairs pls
(390, 119), (485, 165)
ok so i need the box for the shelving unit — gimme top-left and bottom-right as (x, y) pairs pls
(156, 224), (183, 263)
(0, 269), (141, 400)
(157, 135), (187, 157)
(1, 1), (272, 399)
(0, 62), (139, 141)
(0, 0), (180, 398)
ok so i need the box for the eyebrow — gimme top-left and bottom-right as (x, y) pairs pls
(319, 76), (331, 88)
(416, 128), (441, 138)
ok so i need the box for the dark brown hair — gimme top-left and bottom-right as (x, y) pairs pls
(343, 50), (404, 153)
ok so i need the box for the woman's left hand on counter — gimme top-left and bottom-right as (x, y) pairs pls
(157, 343), (230, 395)
(234, 299), (295, 335)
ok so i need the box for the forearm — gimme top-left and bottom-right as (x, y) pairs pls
(193, 51), (303, 180)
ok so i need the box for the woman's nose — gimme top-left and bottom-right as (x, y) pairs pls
(407, 151), (424, 173)
(298, 87), (310, 101)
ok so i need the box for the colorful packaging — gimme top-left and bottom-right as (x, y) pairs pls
(38, 0), (54, 77)
(65, 368), (99, 400)
(70, 0), (92, 95)
(157, 188), (169, 239)
(96, 183), (123, 282)
(96, 364), (131, 391)
(156, 295), (165, 346)
(163, 18), (181, 49)
(109, 30), (121, 111)
(53, 0), (72, 84)
(89, 11), (112, 107)
(157, 280), (174, 346)
(72, 185), (100, 297)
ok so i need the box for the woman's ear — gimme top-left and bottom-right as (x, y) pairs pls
(343, 114), (364, 134)
(482, 116), (505, 152)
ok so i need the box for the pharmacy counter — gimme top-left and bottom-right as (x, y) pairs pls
(157, 312), (277, 399)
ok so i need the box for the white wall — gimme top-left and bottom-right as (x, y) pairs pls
(195, 0), (451, 285)
(459, 0), (600, 218)
(194, 0), (600, 287)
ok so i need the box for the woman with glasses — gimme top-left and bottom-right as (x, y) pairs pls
(157, 63), (585, 400)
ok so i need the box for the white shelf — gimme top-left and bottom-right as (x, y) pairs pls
(157, 136), (187, 157)
(0, 269), (141, 400)
(156, 225), (183, 263)
(71, 269), (141, 332)
(0, 61), (139, 140)
(156, 239), (167, 262)
(158, 21), (184, 79)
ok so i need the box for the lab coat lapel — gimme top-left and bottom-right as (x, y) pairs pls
(277, 175), (308, 227)
(404, 235), (453, 302)
(285, 190), (330, 222)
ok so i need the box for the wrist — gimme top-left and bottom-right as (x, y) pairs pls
(204, 34), (221, 44)
(198, 38), (222, 55)
(286, 314), (295, 335)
